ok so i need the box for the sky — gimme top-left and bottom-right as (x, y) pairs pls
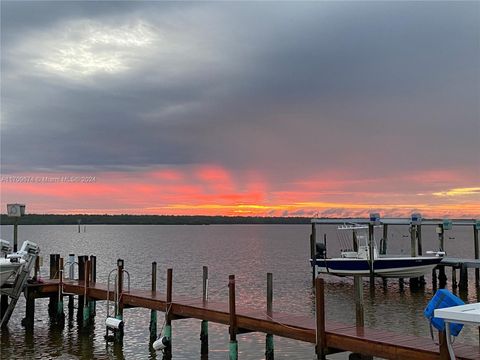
(1, 1), (479, 218)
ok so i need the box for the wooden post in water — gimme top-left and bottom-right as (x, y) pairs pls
(459, 264), (468, 291)
(437, 225), (447, 288)
(68, 254), (75, 317)
(200, 266), (209, 357)
(410, 224), (423, 287)
(13, 218), (18, 252)
(452, 267), (457, 290)
(354, 275), (364, 327)
(474, 223), (479, 287)
(381, 224), (388, 255)
(229, 274), (238, 360)
(115, 259), (124, 342)
(89, 255), (96, 316)
(311, 223), (317, 286)
(82, 259), (91, 327)
(149, 262), (157, 342)
(48, 254), (60, 318)
(163, 268), (173, 360)
(77, 255), (87, 324)
(56, 257), (65, 322)
(265, 272), (274, 360)
(417, 224), (423, 256)
(315, 277), (326, 360)
(23, 286), (35, 330)
(367, 224), (375, 288)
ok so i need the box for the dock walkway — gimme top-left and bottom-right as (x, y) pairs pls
(28, 279), (479, 360)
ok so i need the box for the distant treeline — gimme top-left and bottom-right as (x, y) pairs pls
(0, 214), (312, 225)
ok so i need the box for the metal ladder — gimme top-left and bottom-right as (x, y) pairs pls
(0, 246), (40, 328)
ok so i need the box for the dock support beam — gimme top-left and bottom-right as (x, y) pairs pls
(229, 274), (238, 360)
(149, 262), (157, 342)
(163, 268), (173, 360)
(315, 277), (326, 360)
(200, 266), (209, 358)
(266, 272), (274, 360)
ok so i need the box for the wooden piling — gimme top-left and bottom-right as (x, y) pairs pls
(57, 257), (65, 322)
(149, 262), (157, 342)
(13, 218), (18, 252)
(311, 223), (316, 286)
(417, 224), (423, 256)
(381, 224), (388, 255)
(229, 274), (238, 360)
(82, 259), (91, 327)
(265, 272), (274, 360)
(200, 266), (209, 357)
(410, 225), (417, 257)
(452, 267), (457, 289)
(89, 255), (96, 316)
(354, 275), (364, 327)
(115, 259), (124, 342)
(163, 268), (173, 359)
(367, 224), (375, 288)
(23, 287), (35, 330)
(474, 224), (479, 287)
(68, 254), (75, 317)
(48, 254), (60, 318)
(459, 264), (468, 291)
(437, 225), (447, 288)
(315, 277), (326, 360)
(77, 255), (87, 323)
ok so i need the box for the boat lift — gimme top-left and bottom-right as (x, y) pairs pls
(105, 261), (130, 341)
(0, 241), (40, 327)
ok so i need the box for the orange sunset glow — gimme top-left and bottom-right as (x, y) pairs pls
(1, 165), (479, 218)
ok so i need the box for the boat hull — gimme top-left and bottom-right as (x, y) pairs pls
(311, 257), (442, 278)
(0, 259), (24, 287)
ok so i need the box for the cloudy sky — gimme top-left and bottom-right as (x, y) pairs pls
(1, 1), (479, 217)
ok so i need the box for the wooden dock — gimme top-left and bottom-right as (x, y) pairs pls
(25, 276), (480, 360)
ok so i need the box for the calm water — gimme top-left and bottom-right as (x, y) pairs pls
(0, 224), (479, 359)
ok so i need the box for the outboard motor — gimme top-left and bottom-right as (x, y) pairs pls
(0, 239), (11, 257)
(315, 242), (326, 259)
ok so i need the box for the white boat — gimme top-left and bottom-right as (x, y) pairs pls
(310, 224), (443, 278)
(0, 240), (38, 287)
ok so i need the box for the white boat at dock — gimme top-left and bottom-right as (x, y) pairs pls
(0, 240), (38, 287)
(310, 224), (444, 278)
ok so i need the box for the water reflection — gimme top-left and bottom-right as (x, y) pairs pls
(1, 224), (479, 359)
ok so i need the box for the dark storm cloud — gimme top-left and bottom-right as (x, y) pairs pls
(1, 2), (478, 183)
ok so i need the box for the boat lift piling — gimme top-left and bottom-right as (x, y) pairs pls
(228, 274), (238, 360)
(200, 266), (209, 357)
(163, 268), (173, 359)
(149, 261), (157, 343)
(310, 223), (317, 286)
(265, 272), (274, 360)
